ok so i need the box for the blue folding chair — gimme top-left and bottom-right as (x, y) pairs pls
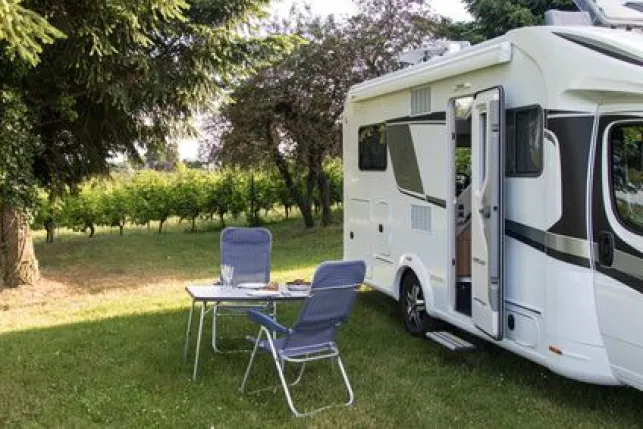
(212, 227), (274, 352)
(239, 260), (366, 417)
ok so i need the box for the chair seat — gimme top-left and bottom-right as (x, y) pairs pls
(247, 337), (338, 359)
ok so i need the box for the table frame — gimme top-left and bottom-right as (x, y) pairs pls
(183, 285), (308, 380)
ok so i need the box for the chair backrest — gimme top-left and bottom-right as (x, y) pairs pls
(283, 260), (366, 351)
(220, 227), (272, 285)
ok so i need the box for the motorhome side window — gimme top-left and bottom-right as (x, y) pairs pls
(610, 123), (643, 232)
(358, 124), (387, 171)
(506, 107), (543, 176)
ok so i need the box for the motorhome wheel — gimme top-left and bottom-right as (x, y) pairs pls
(401, 271), (441, 335)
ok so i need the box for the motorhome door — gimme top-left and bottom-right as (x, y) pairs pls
(471, 87), (505, 340)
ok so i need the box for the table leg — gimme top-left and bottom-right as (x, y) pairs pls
(183, 300), (195, 361)
(211, 303), (220, 353)
(192, 302), (206, 381)
(272, 301), (277, 340)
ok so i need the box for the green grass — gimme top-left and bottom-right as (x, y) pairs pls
(1, 215), (643, 428)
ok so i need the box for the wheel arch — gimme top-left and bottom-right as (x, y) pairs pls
(394, 253), (436, 317)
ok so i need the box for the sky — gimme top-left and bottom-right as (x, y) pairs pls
(179, 0), (471, 160)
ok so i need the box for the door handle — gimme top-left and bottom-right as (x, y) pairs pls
(478, 206), (491, 219)
(378, 224), (384, 233)
(598, 231), (614, 267)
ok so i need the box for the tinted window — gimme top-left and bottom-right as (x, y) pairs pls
(611, 123), (643, 232)
(358, 124), (387, 171)
(506, 107), (543, 176)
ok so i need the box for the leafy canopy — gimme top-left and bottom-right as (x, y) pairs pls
(0, 0), (295, 206)
(440, 0), (576, 43)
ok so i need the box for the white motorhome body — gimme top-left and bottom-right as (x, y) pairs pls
(343, 24), (643, 391)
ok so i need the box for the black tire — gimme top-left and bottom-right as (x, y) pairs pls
(400, 271), (441, 336)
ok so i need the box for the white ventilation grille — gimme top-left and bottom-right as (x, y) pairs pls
(411, 87), (431, 115)
(411, 205), (431, 232)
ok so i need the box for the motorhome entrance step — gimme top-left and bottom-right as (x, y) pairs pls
(426, 331), (475, 351)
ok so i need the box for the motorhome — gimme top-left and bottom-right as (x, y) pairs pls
(343, 0), (643, 391)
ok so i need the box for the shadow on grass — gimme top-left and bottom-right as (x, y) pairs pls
(1, 292), (642, 428)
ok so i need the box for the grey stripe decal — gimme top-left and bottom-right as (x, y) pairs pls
(506, 220), (590, 262)
(398, 188), (447, 208)
(611, 249), (643, 283)
(509, 221), (643, 289)
(387, 124), (424, 195)
(426, 195), (447, 208)
(546, 233), (592, 260)
(506, 220), (545, 252)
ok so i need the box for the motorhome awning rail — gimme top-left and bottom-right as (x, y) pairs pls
(348, 42), (513, 103)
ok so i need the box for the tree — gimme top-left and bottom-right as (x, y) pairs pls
(438, 0), (576, 42)
(203, 0), (435, 227)
(0, 89), (41, 285)
(171, 167), (205, 232)
(127, 171), (173, 234)
(0, 0), (293, 287)
(100, 184), (129, 236)
(60, 181), (101, 238)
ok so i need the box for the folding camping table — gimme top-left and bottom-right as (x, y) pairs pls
(183, 285), (309, 380)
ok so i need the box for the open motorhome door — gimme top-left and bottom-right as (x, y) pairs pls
(471, 87), (505, 340)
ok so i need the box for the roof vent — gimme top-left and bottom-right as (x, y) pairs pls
(544, 10), (592, 26)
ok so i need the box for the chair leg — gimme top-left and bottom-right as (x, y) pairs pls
(291, 361), (307, 386)
(266, 336), (304, 417)
(192, 302), (206, 381)
(336, 354), (355, 407)
(183, 300), (195, 362)
(239, 328), (263, 393)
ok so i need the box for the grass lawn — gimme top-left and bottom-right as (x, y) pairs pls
(1, 215), (643, 428)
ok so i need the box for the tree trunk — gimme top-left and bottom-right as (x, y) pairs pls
(87, 223), (95, 238)
(45, 218), (55, 244)
(284, 205), (289, 219)
(267, 124), (314, 228)
(218, 214), (225, 228)
(306, 169), (316, 214)
(158, 219), (165, 234)
(191, 216), (196, 232)
(317, 169), (333, 226)
(0, 204), (40, 287)
(119, 224), (124, 236)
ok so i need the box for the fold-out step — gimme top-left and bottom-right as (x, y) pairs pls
(426, 331), (475, 351)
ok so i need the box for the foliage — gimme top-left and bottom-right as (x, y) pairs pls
(324, 158), (343, 207)
(126, 171), (174, 233)
(0, 0), (297, 285)
(31, 164), (344, 236)
(171, 167), (206, 231)
(438, 0), (576, 42)
(0, 0), (65, 66)
(1, 0), (296, 201)
(456, 148), (472, 176)
(99, 184), (129, 233)
(0, 88), (40, 211)
(59, 181), (102, 235)
(202, 0), (436, 227)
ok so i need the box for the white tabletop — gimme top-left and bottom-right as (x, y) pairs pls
(186, 284), (309, 302)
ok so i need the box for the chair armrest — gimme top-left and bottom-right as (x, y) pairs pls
(247, 309), (290, 334)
